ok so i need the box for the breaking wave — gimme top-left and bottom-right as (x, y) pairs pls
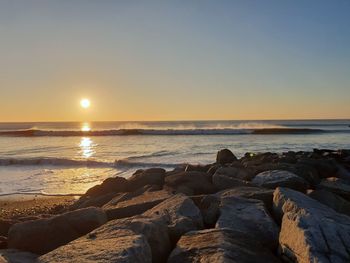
(0, 127), (335, 137)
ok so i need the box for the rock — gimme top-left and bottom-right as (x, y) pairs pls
(212, 172), (251, 191)
(217, 186), (274, 211)
(318, 177), (350, 200)
(216, 149), (237, 165)
(308, 189), (350, 217)
(83, 215), (170, 263)
(0, 249), (37, 263)
(38, 229), (151, 263)
(144, 194), (203, 242)
(102, 190), (172, 220)
(247, 162), (320, 185)
(214, 166), (254, 181)
(273, 187), (350, 263)
(167, 228), (280, 263)
(164, 171), (215, 195)
(84, 176), (129, 197)
(184, 164), (212, 173)
(0, 236), (7, 249)
(241, 152), (279, 167)
(0, 220), (18, 237)
(206, 164), (220, 175)
(252, 170), (309, 192)
(70, 192), (117, 210)
(215, 196), (279, 249)
(127, 168), (166, 191)
(190, 195), (220, 227)
(8, 207), (107, 254)
(298, 158), (338, 178)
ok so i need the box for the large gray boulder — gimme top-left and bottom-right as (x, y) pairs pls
(167, 228), (280, 263)
(127, 168), (166, 191)
(273, 187), (350, 263)
(81, 215), (170, 263)
(252, 170), (309, 192)
(318, 177), (350, 200)
(215, 196), (279, 249)
(164, 171), (215, 195)
(214, 166), (254, 181)
(308, 189), (350, 217)
(144, 194), (203, 242)
(38, 229), (151, 263)
(217, 186), (274, 211)
(0, 249), (37, 263)
(102, 190), (172, 220)
(212, 172), (251, 191)
(8, 207), (107, 254)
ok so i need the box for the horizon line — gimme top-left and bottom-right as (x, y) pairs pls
(0, 117), (349, 123)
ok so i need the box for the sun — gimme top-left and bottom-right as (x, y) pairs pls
(80, 99), (90, 109)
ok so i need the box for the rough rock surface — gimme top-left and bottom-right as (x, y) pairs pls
(215, 196), (279, 249)
(38, 229), (151, 263)
(81, 215), (170, 263)
(8, 207), (107, 254)
(212, 172), (251, 191)
(217, 186), (274, 210)
(214, 166), (254, 181)
(190, 195), (220, 227)
(308, 189), (350, 217)
(144, 194), (203, 242)
(216, 148), (237, 164)
(318, 177), (350, 200)
(164, 171), (215, 195)
(84, 176), (129, 197)
(252, 170), (309, 192)
(168, 228), (280, 263)
(127, 168), (166, 191)
(0, 249), (37, 263)
(273, 187), (350, 263)
(102, 190), (172, 220)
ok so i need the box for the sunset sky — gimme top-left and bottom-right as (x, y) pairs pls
(0, 1), (349, 122)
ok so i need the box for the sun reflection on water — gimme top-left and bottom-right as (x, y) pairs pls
(79, 137), (95, 158)
(81, 123), (91, 132)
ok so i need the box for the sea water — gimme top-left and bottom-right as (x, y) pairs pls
(0, 120), (349, 195)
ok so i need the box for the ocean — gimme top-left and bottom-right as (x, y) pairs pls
(0, 119), (349, 196)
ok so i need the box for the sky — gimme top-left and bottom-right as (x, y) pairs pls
(0, 0), (349, 122)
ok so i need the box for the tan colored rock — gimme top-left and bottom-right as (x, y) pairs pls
(103, 190), (172, 220)
(144, 194), (203, 242)
(274, 187), (350, 263)
(39, 229), (151, 263)
(88, 215), (171, 263)
(168, 228), (280, 263)
(8, 207), (107, 254)
(215, 196), (279, 249)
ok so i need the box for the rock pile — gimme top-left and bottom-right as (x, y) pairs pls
(1, 148), (350, 262)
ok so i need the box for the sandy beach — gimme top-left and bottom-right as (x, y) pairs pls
(0, 194), (77, 220)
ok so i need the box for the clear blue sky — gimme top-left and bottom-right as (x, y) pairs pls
(0, 0), (349, 121)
